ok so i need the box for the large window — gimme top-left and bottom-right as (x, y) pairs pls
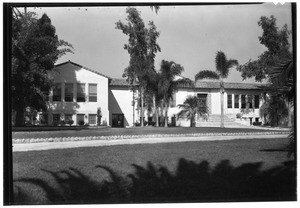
(227, 94), (232, 108)
(234, 94), (239, 109)
(241, 95), (246, 109)
(77, 83), (86, 102)
(89, 114), (97, 125)
(77, 114), (85, 125)
(88, 84), (97, 102)
(254, 95), (260, 109)
(248, 95), (253, 109)
(65, 83), (73, 102)
(53, 83), (62, 101)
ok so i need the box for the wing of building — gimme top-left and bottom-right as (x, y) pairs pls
(33, 61), (267, 128)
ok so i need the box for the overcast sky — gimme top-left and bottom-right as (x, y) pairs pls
(27, 3), (292, 83)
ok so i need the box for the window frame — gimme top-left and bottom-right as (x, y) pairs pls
(234, 94), (239, 109)
(65, 83), (74, 102)
(52, 83), (62, 102)
(77, 83), (86, 102)
(88, 84), (97, 102)
(227, 94), (232, 109)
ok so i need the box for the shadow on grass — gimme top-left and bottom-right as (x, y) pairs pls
(14, 159), (296, 205)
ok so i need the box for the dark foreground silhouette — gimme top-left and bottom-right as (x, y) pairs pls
(14, 158), (296, 204)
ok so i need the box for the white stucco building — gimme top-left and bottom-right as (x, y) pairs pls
(41, 61), (265, 127)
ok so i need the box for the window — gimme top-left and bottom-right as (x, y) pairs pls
(53, 83), (62, 101)
(227, 94), (232, 108)
(254, 95), (260, 109)
(89, 114), (97, 125)
(77, 83), (86, 102)
(77, 114), (85, 125)
(234, 94), (239, 108)
(89, 84), (97, 102)
(241, 95), (246, 109)
(65, 83), (73, 102)
(248, 95), (253, 109)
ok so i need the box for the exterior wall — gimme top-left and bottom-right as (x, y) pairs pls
(47, 63), (109, 126)
(224, 89), (263, 120)
(109, 87), (136, 127)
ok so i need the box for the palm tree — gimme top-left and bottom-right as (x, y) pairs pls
(195, 51), (238, 128)
(158, 60), (194, 127)
(177, 96), (208, 127)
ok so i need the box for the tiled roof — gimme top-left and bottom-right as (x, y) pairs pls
(55, 61), (111, 79)
(110, 78), (138, 87)
(194, 81), (266, 90)
(110, 79), (265, 90)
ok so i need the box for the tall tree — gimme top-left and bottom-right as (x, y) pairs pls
(12, 11), (73, 126)
(158, 60), (194, 127)
(116, 7), (160, 127)
(237, 15), (291, 82)
(177, 96), (208, 127)
(195, 51), (238, 128)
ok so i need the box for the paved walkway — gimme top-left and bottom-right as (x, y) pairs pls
(13, 134), (289, 152)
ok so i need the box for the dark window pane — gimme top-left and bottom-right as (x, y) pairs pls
(234, 95), (239, 108)
(241, 95), (246, 109)
(227, 94), (232, 108)
(65, 83), (73, 102)
(255, 95), (260, 109)
(53, 83), (62, 101)
(77, 83), (86, 102)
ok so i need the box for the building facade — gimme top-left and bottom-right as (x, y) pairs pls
(40, 61), (265, 127)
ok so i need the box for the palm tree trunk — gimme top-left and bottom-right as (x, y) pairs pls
(220, 79), (225, 128)
(164, 100), (169, 127)
(140, 87), (144, 127)
(190, 114), (194, 127)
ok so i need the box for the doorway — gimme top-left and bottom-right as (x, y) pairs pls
(112, 114), (124, 127)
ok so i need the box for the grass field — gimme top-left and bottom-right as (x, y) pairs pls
(12, 126), (289, 139)
(13, 137), (296, 204)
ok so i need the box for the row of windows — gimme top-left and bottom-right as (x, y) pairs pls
(52, 113), (97, 125)
(52, 83), (97, 102)
(227, 94), (259, 109)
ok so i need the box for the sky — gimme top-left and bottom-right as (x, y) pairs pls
(26, 3), (292, 83)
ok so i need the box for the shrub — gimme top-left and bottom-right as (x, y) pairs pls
(102, 120), (107, 126)
(59, 120), (66, 126)
(253, 122), (262, 126)
(78, 120), (85, 126)
(52, 121), (58, 127)
(236, 113), (242, 119)
(67, 119), (74, 126)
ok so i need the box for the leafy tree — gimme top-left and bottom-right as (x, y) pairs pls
(237, 15), (291, 82)
(116, 7), (160, 127)
(177, 96), (208, 127)
(12, 11), (73, 126)
(158, 60), (194, 127)
(195, 51), (238, 128)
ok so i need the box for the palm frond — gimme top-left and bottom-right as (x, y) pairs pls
(195, 70), (219, 81)
(215, 51), (227, 75)
(215, 51), (238, 78)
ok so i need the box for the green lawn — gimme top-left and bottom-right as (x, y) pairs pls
(12, 126), (288, 139)
(13, 137), (295, 204)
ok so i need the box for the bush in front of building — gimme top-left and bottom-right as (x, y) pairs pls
(67, 119), (74, 126)
(59, 120), (66, 126)
(78, 120), (85, 126)
(236, 113), (242, 119)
